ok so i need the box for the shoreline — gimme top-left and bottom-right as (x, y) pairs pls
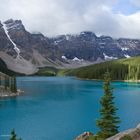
(0, 89), (23, 98)
(15, 75), (140, 83)
(76, 77), (140, 83)
(17, 75), (140, 83)
(76, 123), (140, 140)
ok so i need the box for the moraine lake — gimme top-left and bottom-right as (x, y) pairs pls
(0, 76), (140, 140)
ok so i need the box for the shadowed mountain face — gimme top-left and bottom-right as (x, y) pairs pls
(0, 19), (140, 74)
(51, 34), (140, 61)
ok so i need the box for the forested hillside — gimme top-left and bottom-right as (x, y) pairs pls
(64, 56), (140, 81)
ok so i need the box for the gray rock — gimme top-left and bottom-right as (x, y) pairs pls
(107, 124), (140, 140)
(75, 132), (94, 140)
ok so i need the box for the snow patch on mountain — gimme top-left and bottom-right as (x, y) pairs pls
(121, 47), (129, 51)
(2, 22), (20, 59)
(6, 23), (21, 30)
(72, 57), (83, 62)
(103, 53), (118, 60)
(62, 55), (67, 60)
(66, 35), (70, 41)
(62, 56), (84, 62)
(124, 54), (131, 58)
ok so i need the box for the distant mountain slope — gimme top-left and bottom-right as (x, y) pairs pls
(0, 58), (22, 76)
(64, 56), (140, 80)
(51, 33), (140, 61)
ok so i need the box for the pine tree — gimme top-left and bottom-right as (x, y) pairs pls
(13, 77), (17, 93)
(10, 129), (17, 140)
(96, 72), (120, 139)
(10, 77), (17, 93)
(10, 129), (22, 140)
(4, 75), (7, 90)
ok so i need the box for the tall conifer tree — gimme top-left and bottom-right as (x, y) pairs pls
(10, 129), (17, 140)
(10, 129), (21, 140)
(96, 72), (120, 139)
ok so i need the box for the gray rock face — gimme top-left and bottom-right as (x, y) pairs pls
(0, 19), (140, 74)
(51, 33), (140, 61)
(107, 124), (140, 140)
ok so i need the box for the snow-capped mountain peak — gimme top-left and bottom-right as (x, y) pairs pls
(2, 21), (21, 59)
(4, 19), (25, 31)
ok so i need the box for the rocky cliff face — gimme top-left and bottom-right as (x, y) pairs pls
(0, 19), (63, 74)
(51, 32), (140, 61)
(0, 19), (140, 74)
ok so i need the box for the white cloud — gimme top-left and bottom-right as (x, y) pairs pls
(130, 0), (140, 7)
(116, 12), (140, 38)
(0, 0), (140, 38)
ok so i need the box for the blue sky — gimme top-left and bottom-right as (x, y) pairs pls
(113, 0), (140, 15)
(0, 0), (140, 38)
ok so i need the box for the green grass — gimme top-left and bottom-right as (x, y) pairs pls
(120, 135), (132, 140)
(87, 135), (105, 140)
(117, 56), (140, 65)
(36, 67), (58, 76)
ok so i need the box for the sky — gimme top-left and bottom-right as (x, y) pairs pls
(0, 0), (140, 38)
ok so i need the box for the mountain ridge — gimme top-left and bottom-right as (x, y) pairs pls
(0, 19), (140, 74)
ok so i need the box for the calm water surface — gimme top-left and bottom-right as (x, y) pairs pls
(0, 76), (140, 140)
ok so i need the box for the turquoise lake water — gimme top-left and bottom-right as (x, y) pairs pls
(0, 76), (140, 140)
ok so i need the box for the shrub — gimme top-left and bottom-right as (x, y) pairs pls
(119, 135), (132, 140)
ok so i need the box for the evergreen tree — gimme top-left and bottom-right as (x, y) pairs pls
(96, 72), (120, 139)
(4, 75), (10, 90)
(0, 76), (1, 86)
(4, 75), (8, 90)
(13, 77), (17, 93)
(10, 129), (21, 140)
(10, 77), (17, 93)
(10, 129), (17, 140)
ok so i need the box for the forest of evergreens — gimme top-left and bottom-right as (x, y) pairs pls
(64, 56), (140, 81)
(0, 72), (17, 94)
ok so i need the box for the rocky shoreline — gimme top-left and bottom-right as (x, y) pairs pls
(107, 124), (140, 140)
(0, 89), (23, 98)
(75, 124), (140, 140)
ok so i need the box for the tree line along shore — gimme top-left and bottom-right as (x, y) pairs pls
(0, 72), (18, 97)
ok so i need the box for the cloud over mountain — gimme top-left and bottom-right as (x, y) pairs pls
(0, 0), (140, 38)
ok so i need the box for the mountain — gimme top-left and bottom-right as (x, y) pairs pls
(51, 32), (140, 61)
(0, 19), (140, 74)
(0, 19), (63, 74)
(63, 56), (140, 81)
